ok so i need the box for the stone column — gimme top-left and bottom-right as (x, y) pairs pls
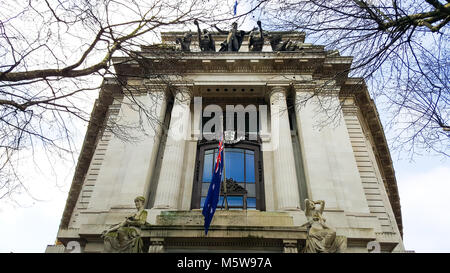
(270, 86), (301, 210)
(153, 87), (191, 209)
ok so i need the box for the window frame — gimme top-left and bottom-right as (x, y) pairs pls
(191, 140), (265, 211)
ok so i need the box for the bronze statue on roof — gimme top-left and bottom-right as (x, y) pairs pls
(214, 22), (250, 52)
(176, 33), (193, 52)
(194, 20), (216, 52)
(248, 21), (265, 52)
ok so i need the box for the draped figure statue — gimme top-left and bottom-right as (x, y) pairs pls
(301, 199), (346, 253)
(101, 196), (148, 253)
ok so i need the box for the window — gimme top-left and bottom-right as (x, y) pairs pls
(191, 142), (264, 210)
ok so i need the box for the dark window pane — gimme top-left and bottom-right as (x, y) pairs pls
(245, 153), (255, 183)
(203, 152), (213, 182)
(201, 183), (210, 196)
(202, 196), (226, 209)
(246, 184), (256, 197)
(225, 150), (244, 182)
(203, 148), (220, 182)
(227, 196), (243, 207)
(247, 198), (256, 208)
(217, 196), (225, 208)
(227, 148), (244, 153)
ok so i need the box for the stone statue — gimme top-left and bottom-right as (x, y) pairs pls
(285, 40), (302, 51)
(214, 22), (250, 52)
(301, 199), (346, 253)
(268, 34), (289, 51)
(176, 33), (193, 52)
(194, 20), (215, 52)
(248, 21), (265, 52)
(101, 196), (148, 253)
(268, 34), (303, 52)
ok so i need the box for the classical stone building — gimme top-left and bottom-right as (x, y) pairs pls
(47, 30), (405, 253)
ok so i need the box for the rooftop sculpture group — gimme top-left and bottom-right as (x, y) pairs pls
(175, 20), (303, 53)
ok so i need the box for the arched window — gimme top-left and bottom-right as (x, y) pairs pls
(191, 141), (265, 210)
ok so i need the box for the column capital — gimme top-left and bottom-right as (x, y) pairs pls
(174, 85), (192, 93)
(268, 86), (288, 97)
(173, 85), (193, 105)
(267, 86), (288, 106)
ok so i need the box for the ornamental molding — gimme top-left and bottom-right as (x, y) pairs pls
(112, 52), (352, 76)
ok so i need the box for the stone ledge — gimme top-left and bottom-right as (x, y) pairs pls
(143, 225), (307, 240)
(45, 245), (66, 253)
(155, 210), (295, 227)
(57, 228), (81, 244)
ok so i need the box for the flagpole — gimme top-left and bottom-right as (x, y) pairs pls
(222, 138), (228, 210)
(220, 116), (228, 210)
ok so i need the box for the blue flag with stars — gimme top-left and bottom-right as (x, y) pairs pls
(202, 139), (224, 235)
(233, 0), (238, 16)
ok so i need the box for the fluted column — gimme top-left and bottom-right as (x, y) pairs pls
(270, 86), (301, 210)
(153, 87), (191, 209)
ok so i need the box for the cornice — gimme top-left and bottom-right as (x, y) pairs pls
(112, 51), (352, 78)
(340, 78), (403, 237)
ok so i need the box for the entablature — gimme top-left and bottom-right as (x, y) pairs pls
(112, 51), (352, 81)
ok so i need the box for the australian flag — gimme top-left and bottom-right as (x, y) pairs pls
(202, 139), (224, 235)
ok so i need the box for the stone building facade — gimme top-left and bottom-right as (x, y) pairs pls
(47, 31), (404, 253)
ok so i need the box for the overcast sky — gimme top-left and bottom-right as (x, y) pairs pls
(0, 0), (448, 254)
(394, 157), (450, 252)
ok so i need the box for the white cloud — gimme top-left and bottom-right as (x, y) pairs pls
(397, 165), (450, 253)
(0, 190), (68, 253)
(0, 145), (75, 253)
